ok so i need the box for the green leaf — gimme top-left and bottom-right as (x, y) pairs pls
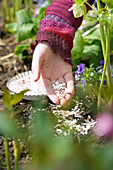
(14, 43), (30, 55)
(101, 0), (113, 8)
(3, 88), (12, 110)
(5, 22), (17, 34)
(17, 23), (37, 42)
(11, 90), (29, 105)
(16, 9), (38, 42)
(108, 14), (113, 29)
(81, 44), (102, 66)
(16, 9), (33, 26)
(71, 31), (84, 60)
(74, 0), (85, 5)
(84, 28), (101, 40)
(69, 3), (87, 18)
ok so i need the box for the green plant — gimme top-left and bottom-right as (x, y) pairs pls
(70, 0), (113, 108)
(1, 88), (28, 170)
(1, 0), (33, 23)
(5, 6), (47, 60)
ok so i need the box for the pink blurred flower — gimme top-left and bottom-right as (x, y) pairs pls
(93, 112), (113, 140)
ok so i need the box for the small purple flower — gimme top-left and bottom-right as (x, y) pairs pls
(77, 64), (85, 74)
(99, 60), (104, 67)
(75, 64), (85, 79)
(93, 113), (113, 140)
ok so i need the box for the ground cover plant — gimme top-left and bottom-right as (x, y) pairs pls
(0, 0), (113, 169)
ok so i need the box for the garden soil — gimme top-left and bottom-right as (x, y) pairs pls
(0, 9), (33, 169)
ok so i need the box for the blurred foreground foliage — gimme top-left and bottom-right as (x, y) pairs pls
(0, 88), (113, 170)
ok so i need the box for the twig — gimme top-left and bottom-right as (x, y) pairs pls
(82, 24), (99, 37)
(0, 53), (14, 61)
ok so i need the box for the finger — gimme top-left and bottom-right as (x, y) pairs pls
(43, 78), (60, 105)
(65, 93), (72, 102)
(32, 59), (40, 82)
(58, 77), (65, 84)
(60, 93), (72, 106)
(64, 72), (75, 95)
(32, 50), (43, 82)
(60, 98), (68, 106)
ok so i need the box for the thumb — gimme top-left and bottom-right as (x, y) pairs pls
(32, 52), (43, 82)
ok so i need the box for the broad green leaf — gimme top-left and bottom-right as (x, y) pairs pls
(11, 90), (29, 105)
(84, 28), (101, 40)
(71, 31), (84, 60)
(14, 43), (30, 55)
(5, 22), (17, 33)
(16, 9), (38, 42)
(16, 9), (33, 26)
(81, 44), (102, 66)
(17, 23), (37, 42)
(3, 88), (12, 110)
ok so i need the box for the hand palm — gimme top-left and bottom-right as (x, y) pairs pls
(32, 43), (74, 106)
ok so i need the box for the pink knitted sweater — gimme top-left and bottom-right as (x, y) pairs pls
(31, 0), (93, 66)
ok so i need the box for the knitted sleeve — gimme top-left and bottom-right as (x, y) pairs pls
(31, 0), (94, 66)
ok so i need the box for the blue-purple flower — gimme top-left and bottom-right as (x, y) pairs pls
(99, 60), (104, 67)
(75, 64), (85, 78)
(77, 64), (85, 73)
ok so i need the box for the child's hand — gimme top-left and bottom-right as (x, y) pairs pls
(32, 42), (75, 106)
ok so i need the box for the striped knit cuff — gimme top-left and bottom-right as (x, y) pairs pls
(31, 29), (74, 66)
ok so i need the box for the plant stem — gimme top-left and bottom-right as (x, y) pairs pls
(12, 0), (15, 20)
(105, 22), (112, 88)
(29, 0), (33, 14)
(4, 0), (10, 22)
(96, 0), (106, 107)
(14, 140), (19, 170)
(98, 22), (112, 107)
(98, 53), (107, 107)
(85, 1), (98, 15)
(4, 137), (11, 170)
(24, 0), (28, 8)
(19, 0), (23, 10)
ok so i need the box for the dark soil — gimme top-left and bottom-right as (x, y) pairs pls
(0, 2), (34, 169)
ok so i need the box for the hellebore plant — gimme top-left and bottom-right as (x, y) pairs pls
(70, 0), (113, 108)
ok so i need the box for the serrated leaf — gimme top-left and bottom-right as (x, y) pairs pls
(11, 90), (29, 105)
